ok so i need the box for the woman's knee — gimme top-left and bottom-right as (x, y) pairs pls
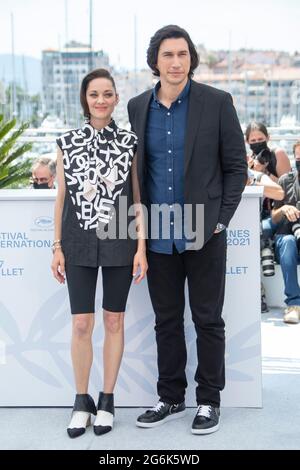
(73, 314), (94, 338)
(103, 311), (124, 334)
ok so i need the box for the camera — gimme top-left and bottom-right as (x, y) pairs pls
(254, 148), (272, 166)
(290, 202), (300, 247)
(261, 239), (275, 277)
(291, 221), (300, 244)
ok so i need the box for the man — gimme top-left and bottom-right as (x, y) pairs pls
(31, 155), (56, 189)
(294, 140), (300, 161)
(128, 25), (247, 434)
(271, 140), (300, 324)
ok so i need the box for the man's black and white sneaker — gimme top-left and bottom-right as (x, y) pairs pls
(136, 400), (186, 428)
(191, 405), (220, 435)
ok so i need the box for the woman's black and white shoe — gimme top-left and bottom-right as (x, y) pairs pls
(94, 392), (114, 435)
(67, 393), (97, 438)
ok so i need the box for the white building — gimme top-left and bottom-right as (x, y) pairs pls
(42, 41), (110, 127)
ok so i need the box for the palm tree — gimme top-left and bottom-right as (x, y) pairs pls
(0, 114), (32, 189)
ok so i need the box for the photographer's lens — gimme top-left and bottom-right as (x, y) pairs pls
(261, 246), (275, 277)
(291, 222), (300, 248)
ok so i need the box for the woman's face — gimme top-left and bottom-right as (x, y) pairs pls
(86, 78), (119, 125)
(247, 129), (270, 171)
(247, 129), (269, 144)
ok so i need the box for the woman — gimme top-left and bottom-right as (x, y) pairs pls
(246, 121), (291, 182)
(51, 68), (147, 438)
(246, 121), (290, 312)
(246, 121), (291, 234)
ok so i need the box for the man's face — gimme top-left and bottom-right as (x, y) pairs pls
(32, 165), (54, 188)
(295, 145), (300, 162)
(156, 37), (191, 87)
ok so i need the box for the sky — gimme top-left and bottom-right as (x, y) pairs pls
(0, 0), (299, 69)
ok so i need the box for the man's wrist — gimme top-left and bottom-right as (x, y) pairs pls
(215, 223), (227, 232)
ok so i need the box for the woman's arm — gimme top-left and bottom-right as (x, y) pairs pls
(131, 154), (148, 284)
(275, 148), (291, 177)
(259, 174), (284, 200)
(51, 147), (66, 284)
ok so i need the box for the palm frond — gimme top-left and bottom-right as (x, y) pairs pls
(0, 116), (32, 189)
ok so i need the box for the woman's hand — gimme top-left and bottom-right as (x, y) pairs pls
(248, 155), (268, 174)
(51, 248), (66, 284)
(252, 159), (268, 173)
(247, 155), (254, 169)
(132, 250), (148, 284)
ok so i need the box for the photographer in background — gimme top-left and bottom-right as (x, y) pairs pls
(247, 167), (285, 311)
(246, 121), (291, 236)
(246, 121), (291, 183)
(246, 122), (291, 312)
(31, 155), (56, 189)
(272, 143), (300, 324)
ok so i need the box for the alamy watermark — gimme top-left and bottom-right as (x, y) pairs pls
(96, 196), (205, 250)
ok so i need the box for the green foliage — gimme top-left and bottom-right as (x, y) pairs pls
(0, 114), (33, 189)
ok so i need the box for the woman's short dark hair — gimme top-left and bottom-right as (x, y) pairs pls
(80, 68), (117, 118)
(147, 25), (199, 78)
(245, 121), (269, 141)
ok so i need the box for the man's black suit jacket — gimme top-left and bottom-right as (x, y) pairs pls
(128, 80), (248, 246)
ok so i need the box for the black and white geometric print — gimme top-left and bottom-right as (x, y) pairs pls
(57, 120), (137, 230)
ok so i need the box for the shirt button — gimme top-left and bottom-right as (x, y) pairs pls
(168, 168), (172, 172)
(168, 187), (172, 191)
(167, 131), (171, 135)
(170, 222), (174, 226)
(168, 150), (172, 154)
(167, 112), (171, 116)
(169, 205), (173, 209)
(178, 100), (181, 104)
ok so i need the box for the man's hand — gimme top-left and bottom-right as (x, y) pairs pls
(280, 205), (300, 222)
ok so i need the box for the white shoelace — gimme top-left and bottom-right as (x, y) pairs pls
(196, 405), (212, 418)
(151, 401), (165, 412)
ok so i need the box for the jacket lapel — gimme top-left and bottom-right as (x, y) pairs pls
(134, 90), (152, 199)
(135, 90), (152, 159)
(184, 81), (205, 175)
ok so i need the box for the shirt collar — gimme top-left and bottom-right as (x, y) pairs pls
(83, 119), (118, 143)
(153, 79), (191, 105)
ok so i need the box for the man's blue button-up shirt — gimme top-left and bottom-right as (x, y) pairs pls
(145, 80), (190, 254)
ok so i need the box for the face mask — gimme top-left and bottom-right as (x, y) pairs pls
(249, 141), (268, 155)
(295, 160), (300, 174)
(33, 182), (49, 189)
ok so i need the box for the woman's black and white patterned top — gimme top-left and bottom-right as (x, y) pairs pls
(56, 120), (138, 267)
(57, 120), (137, 230)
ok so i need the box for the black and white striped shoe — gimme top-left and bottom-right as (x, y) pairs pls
(94, 392), (114, 435)
(67, 394), (97, 439)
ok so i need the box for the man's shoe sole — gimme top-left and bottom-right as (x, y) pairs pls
(191, 422), (220, 435)
(283, 317), (299, 324)
(136, 409), (186, 428)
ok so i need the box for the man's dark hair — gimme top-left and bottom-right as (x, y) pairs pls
(147, 25), (199, 78)
(80, 68), (117, 118)
(293, 140), (300, 156)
